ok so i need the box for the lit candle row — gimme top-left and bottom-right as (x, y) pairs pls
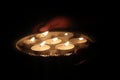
(30, 37), (87, 54)
(23, 31), (74, 45)
(23, 36), (87, 46)
(31, 41), (74, 56)
(36, 31), (73, 41)
(31, 41), (72, 51)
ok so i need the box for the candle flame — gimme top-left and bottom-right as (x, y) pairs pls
(79, 37), (84, 40)
(65, 33), (68, 36)
(52, 37), (58, 41)
(40, 41), (46, 46)
(30, 37), (35, 42)
(64, 41), (69, 46)
(41, 31), (49, 37)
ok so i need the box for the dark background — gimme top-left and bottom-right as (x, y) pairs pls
(2, 4), (107, 79)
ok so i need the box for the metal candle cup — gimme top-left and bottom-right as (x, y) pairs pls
(55, 41), (75, 56)
(31, 41), (50, 56)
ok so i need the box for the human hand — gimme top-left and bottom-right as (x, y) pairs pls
(33, 16), (73, 32)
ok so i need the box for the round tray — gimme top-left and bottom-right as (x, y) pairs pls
(16, 31), (93, 57)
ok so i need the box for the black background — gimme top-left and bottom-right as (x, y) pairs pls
(2, 3), (107, 79)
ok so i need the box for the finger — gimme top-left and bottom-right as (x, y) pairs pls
(39, 25), (50, 32)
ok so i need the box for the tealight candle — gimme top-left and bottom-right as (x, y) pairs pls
(64, 33), (68, 36)
(56, 41), (74, 50)
(64, 32), (73, 38)
(37, 31), (49, 37)
(31, 41), (50, 51)
(58, 32), (73, 42)
(23, 37), (36, 45)
(45, 37), (62, 50)
(69, 37), (87, 44)
(31, 41), (50, 56)
(55, 41), (74, 56)
(36, 31), (51, 41)
(78, 37), (87, 43)
(59, 32), (73, 38)
(45, 37), (62, 45)
(69, 37), (88, 53)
